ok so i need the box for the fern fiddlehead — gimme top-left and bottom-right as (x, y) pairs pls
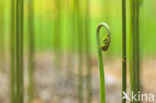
(97, 23), (111, 51)
(96, 23), (111, 103)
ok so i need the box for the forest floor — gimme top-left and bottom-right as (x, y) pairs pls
(0, 52), (156, 103)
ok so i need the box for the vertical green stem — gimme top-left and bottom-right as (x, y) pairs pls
(75, 0), (83, 103)
(16, 0), (24, 103)
(28, 0), (34, 102)
(66, 0), (74, 76)
(129, 0), (134, 98)
(96, 23), (111, 103)
(10, 0), (16, 103)
(121, 0), (127, 103)
(129, 0), (141, 102)
(135, 0), (140, 95)
(84, 0), (92, 103)
(53, 0), (62, 68)
(0, 2), (5, 69)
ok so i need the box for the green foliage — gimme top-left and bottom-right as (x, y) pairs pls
(0, 0), (154, 103)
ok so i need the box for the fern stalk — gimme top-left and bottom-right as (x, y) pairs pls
(84, 0), (92, 103)
(10, 0), (16, 103)
(27, 0), (35, 102)
(129, 0), (141, 102)
(96, 23), (111, 103)
(16, 0), (24, 103)
(121, 0), (127, 103)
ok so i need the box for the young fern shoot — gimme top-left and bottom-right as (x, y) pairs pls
(96, 23), (111, 103)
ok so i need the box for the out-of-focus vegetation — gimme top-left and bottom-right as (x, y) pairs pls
(1, 0), (156, 56)
(0, 0), (156, 103)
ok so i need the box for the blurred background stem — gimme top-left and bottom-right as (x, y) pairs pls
(27, 0), (35, 102)
(10, 0), (16, 103)
(16, 0), (24, 103)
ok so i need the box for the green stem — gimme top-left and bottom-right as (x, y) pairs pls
(0, 2), (5, 69)
(129, 0), (141, 102)
(16, 0), (24, 103)
(66, 0), (74, 76)
(10, 0), (16, 103)
(121, 0), (127, 102)
(75, 0), (83, 103)
(96, 23), (111, 103)
(53, 0), (62, 69)
(85, 0), (92, 103)
(135, 0), (140, 95)
(28, 0), (34, 102)
(129, 0), (134, 98)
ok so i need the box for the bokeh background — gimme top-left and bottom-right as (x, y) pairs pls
(0, 0), (156, 103)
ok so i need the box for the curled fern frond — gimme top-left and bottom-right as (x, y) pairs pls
(96, 23), (111, 51)
(96, 22), (111, 103)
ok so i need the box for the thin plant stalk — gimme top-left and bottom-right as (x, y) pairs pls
(10, 0), (16, 103)
(96, 23), (111, 103)
(66, 0), (75, 76)
(75, 0), (83, 103)
(84, 0), (92, 103)
(129, 0), (141, 102)
(135, 0), (141, 95)
(129, 0), (135, 97)
(28, 0), (35, 102)
(0, 2), (5, 70)
(37, 0), (42, 50)
(53, 0), (62, 69)
(121, 0), (127, 103)
(16, 0), (24, 103)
